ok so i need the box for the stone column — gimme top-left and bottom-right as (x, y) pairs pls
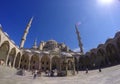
(12, 54), (17, 68)
(49, 56), (52, 71)
(39, 56), (41, 70)
(5, 50), (11, 66)
(73, 58), (76, 75)
(18, 55), (22, 68)
(28, 57), (31, 71)
(65, 60), (68, 76)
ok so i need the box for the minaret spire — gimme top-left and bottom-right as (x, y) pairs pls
(20, 17), (33, 48)
(75, 23), (84, 54)
(32, 38), (38, 49)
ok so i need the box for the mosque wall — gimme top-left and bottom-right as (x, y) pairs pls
(0, 28), (21, 67)
(82, 32), (120, 70)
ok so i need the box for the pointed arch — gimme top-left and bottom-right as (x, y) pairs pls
(106, 43), (118, 64)
(20, 53), (29, 70)
(97, 49), (105, 57)
(0, 41), (10, 64)
(7, 48), (16, 67)
(51, 56), (60, 70)
(67, 60), (73, 70)
(116, 37), (120, 52)
(84, 56), (90, 68)
(41, 55), (50, 71)
(79, 56), (84, 70)
(97, 49), (106, 66)
(15, 52), (21, 68)
(30, 54), (40, 70)
(90, 52), (96, 66)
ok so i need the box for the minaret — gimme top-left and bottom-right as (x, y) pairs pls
(75, 24), (84, 54)
(20, 17), (33, 48)
(32, 39), (38, 49)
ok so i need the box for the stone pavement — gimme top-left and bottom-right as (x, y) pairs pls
(0, 65), (120, 84)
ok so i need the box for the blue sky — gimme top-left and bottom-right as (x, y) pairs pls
(0, 0), (120, 52)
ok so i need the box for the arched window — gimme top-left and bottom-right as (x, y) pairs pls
(51, 56), (60, 70)
(41, 55), (50, 71)
(30, 54), (39, 70)
(0, 41), (9, 63)
(20, 54), (29, 70)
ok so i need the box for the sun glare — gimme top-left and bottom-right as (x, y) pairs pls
(98, 0), (114, 5)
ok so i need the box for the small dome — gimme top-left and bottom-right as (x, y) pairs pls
(90, 48), (96, 52)
(61, 52), (72, 57)
(97, 44), (104, 48)
(115, 31), (120, 38)
(47, 40), (57, 44)
(105, 38), (113, 44)
(25, 49), (31, 53)
(33, 50), (40, 54)
(43, 51), (49, 54)
(43, 40), (58, 50)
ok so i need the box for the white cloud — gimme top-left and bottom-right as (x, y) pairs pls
(73, 48), (80, 52)
(73, 47), (87, 53)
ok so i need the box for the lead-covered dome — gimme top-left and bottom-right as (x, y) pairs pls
(43, 40), (58, 50)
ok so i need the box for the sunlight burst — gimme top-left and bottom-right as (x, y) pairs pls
(98, 0), (114, 5)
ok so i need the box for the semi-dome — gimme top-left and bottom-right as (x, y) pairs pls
(115, 31), (120, 38)
(90, 48), (96, 52)
(43, 40), (58, 50)
(46, 40), (57, 45)
(97, 44), (104, 48)
(105, 38), (113, 44)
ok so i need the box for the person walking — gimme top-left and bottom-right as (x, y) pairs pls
(99, 63), (102, 72)
(86, 68), (88, 74)
(33, 70), (37, 79)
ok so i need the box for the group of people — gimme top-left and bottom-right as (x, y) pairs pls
(45, 70), (56, 77)
(32, 70), (42, 79)
(24, 67), (102, 79)
(32, 69), (56, 79)
(17, 68), (102, 79)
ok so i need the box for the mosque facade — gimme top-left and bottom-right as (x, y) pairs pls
(0, 18), (80, 76)
(0, 17), (120, 76)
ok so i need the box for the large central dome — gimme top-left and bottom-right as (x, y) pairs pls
(43, 40), (58, 51)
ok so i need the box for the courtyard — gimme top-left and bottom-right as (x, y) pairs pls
(0, 65), (120, 84)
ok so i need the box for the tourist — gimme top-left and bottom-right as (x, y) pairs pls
(99, 68), (101, 72)
(50, 70), (54, 77)
(86, 68), (88, 73)
(37, 70), (41, 77)
(33, 70), (37, 79)
(99, 64), (102, 72)
(76, 70), (79, 74)
(98, 62), (102, 72)
(45, 70), (49, 76)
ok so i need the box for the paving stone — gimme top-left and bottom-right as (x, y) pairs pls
(1, 65), (120, 84)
